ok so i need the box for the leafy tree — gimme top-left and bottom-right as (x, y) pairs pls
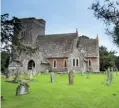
(90, 0), (119, 47)
(1, 14), (37, 56)
(115, 56), (119, 70)
(1, 14), (37, 78)
(99, 46), (116, 71)
(1, 51), (10, 75)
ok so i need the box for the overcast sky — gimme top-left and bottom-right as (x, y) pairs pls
(2, 0), (119, 55)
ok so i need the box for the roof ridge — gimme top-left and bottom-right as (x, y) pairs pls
(19, 17), (36, 20)
(45, 32), (77, 36)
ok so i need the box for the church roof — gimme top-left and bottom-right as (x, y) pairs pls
(77, 36), (99, 57)
(35, 33), (78, 58)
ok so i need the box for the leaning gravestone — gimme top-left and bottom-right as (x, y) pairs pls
(69, 70), (74, 85)
(50, 72), (55, 83)
(16, 81), (29, 96)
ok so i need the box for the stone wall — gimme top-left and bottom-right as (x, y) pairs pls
(48, 58), (68, 72)
(19, 51), (48, 74)
(68, 48), (83, 72)
(10, 17), (100, 74)
(87, 57), (99, 72)
(68, 37), (100, 72)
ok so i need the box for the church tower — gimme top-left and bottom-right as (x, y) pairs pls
(15, 17), (46, 44)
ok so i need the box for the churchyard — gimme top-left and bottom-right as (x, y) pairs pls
(1, 72), (119, 108)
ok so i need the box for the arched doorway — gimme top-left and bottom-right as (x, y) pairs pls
(27, 60), (35, 70)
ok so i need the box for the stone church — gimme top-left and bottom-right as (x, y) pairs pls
(9, 17), (100, 74)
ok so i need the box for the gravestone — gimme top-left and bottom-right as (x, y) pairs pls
(69, 70), (74, 85)
(30, 70), (33, 80)
(106, 71), (114, 85)
(32, 67), (36, 75)
(50, 72), (55, 83)
(1, 96), (5, 102)
(46, 69), (49, 73)
(87, 66), (92, 79)
(109, 72), (113, 83)
(16, 82), (29, 96)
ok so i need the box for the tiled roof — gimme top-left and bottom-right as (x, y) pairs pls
(77, 36), (98, 57)
(35, 33), (78, 58)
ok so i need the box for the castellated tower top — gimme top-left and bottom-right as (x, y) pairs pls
(19, 17), (46, 29)
(20, 17), (45, 23)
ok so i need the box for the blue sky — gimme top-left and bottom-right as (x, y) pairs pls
(2, 0), (119, 55)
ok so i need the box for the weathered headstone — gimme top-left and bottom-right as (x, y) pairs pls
(46, 69), (49, 73)
(106, 71), (114, 85)
(32, 67), (36, 75)
(30, 70), (33, 80)
(110, 72), (113, 82)
(87, 66), (92, 79)
(69, 70), (74, 85)
(1, 96), (5, 102)
(50, 72), (55, 83)
(16, 82), (29, 96)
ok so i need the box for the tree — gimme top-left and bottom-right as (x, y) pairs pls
(1, 14), (37, 55)
(1, 14), (37, 78)
(1, 51), (10, 75)
(99, 46), (116, 71)
(90, 0), (119, 47)
(115, 56), (119, 70)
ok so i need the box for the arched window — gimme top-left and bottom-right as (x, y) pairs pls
(76, 59), (79, 66)
(30, 32), (32, 37)
(53, 59), (57, 68)
(28, 60), (35, 70)
(21, 31), (23, 37)
(64, 59), (67, 67)
(24, 31), (26, 37)
(73, 59), (75, 66)
(21, 31), (26, 37)
(89, 59), (91, 66)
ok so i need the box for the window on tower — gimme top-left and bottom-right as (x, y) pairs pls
(76, 59), (79, 66)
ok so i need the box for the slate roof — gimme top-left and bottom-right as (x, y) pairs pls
(35, 33), (78, 58)
(77, 36), (99, 57)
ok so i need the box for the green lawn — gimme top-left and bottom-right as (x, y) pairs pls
(1, 73), (119, 108)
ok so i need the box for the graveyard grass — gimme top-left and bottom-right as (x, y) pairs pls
(1, 73), (119, 108)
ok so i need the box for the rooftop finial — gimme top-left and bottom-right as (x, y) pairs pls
(96, 34), (99, 40)
(76, 28), (78, 36)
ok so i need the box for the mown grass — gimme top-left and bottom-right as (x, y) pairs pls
(1, 72), (119, 108)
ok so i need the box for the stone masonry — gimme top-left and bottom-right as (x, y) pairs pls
(8, 17), (100, 74)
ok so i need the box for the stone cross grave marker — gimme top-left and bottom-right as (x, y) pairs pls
(16, 82), (29, 96)
(69, 70), (74, 85)
(50, 72), (55, 83)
